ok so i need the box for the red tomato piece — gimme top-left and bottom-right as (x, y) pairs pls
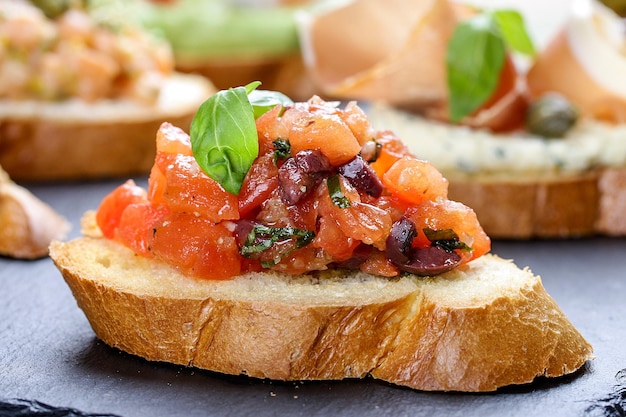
(383, 157), (449, 205)
(96, 180), (148, 239)
(150, 212), (241, 279)
(155, 122), (192, 156)
(115, 203), (169, 256)
(238, 153), (278, 218)
(405, 199), (491, 264)
(163, 155), (239, 222)
(289, 113), (361, 167)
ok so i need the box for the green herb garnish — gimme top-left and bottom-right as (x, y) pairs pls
(328, 175), (351, 209)
(273, 138), (291, 162)
(190, 82), (261, 195)
(240, 224), (315, 257)
(446, 10), (535, 123)
(248, 89), (293, 119)
(424, 228), (471, 252)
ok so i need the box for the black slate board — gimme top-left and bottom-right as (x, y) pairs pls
(1, 178), (625, 417)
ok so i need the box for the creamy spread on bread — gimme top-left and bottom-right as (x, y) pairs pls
(0, 0), (174, 103)
(368, 103), (626, 176)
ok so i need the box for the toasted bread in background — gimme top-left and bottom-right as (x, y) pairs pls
(0, 74), (215, 182)
(49, 212), (593, 392)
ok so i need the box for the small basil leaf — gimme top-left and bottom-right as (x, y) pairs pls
(190, 85), (259, 195)
(446, 12), (507, 123)
(248, 89), (294, 119)
(492, 10), (536, 56)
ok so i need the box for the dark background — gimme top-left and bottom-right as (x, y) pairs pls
(1, 178), (624, 417)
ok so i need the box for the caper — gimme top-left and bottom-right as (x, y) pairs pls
(525, 93), (579, 138)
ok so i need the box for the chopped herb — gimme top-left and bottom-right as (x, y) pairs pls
(240, 224), (315, 257)
(328, 175), (351, 209)
(424, 228), (472, 252)
(273, 138), (291, 162)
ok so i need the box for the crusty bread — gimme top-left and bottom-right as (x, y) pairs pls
(0, 73), (215, 182)
(49, 214), (592, 392)
(0, 164), (70, 259)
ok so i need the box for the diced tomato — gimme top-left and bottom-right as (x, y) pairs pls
(96, 180), (148, 238)
(318, 178), (392, 249)
(155, 122), (192, 156)
(340, 101), (373, 146)
(147, 162), (167, 204)
(405, 199), (491, 263)
(289, 113), (361, 166)
(369, 130), (414, 177)
(150, 212), (241, 279)
(115, 203), (169, 256)
(255, 105), (288, 156)
(162, 155), (239, 222)
(313, 215), (359, 261)
(360, 249), (400, 277)
(383, 156), (449, 205)
(238, 153), (278, 218)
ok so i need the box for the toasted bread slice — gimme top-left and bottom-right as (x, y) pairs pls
(0, 73), (214, 182)
(49, 217), (592, 392)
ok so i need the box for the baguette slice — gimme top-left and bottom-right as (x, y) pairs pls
(0, 73), (214, 182)
(0, 164), (70, 259)
(50, 216), (593, 392)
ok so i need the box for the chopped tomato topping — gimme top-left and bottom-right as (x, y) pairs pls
(96, 97), (490, 281)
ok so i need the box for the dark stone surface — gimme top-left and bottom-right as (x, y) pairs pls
(1, 178), (625, 417)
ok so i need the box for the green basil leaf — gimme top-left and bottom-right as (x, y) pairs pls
(446, 13), (507, 123)
(248, 89), (293, 119)
(492, 10), (535, 56)
(190, 83), (260, 195)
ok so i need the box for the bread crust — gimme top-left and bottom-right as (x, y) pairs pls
(49, 236), (593, 392)
(447, 171), (602, 239)
(0, 74), (214, 182)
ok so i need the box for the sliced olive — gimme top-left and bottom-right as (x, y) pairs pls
(337, 155), (384, 198)
(525, 93), (579, 138)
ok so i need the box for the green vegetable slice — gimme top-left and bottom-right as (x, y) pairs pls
(190, 82), (261, 195)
